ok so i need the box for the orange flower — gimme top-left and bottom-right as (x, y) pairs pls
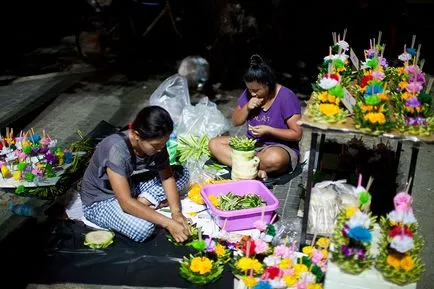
(386, 254), (401, 269)
(319, 92), (328, 102)
(400, 256), (415, 271)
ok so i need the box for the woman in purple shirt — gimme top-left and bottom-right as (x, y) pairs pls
(208, 54), (303, 181)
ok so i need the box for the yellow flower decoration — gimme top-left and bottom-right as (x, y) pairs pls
(190, 257), (213, 275)
(283, 275), (297, 287)
(400, 256), (414, 271)
(397, 67), (406, 75)
(316, 237), (330, 249)
(318, 103), (340, 116)
(321, 249), (329, 259)
(345, 207), (356, 219)
(293, 264), (308, 278)
(242, 276), (258, 287)
(400, 92), (413, 101)
(302, 246), (313, 256)
(237, 257), (262, 273)
(399, 81), (408, 90)
(337, 67), (346, 73)
(386, 254), (401, 269)
(319, 92), (328, 103)
(13, 171), (22, 181)
(364, 112), (386, 124)
(215, 243), (226, 257)
(278, 258), (293, 269)
(327, 94), (336, 103)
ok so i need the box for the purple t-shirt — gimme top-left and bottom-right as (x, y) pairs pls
(238, 85), (301, 152)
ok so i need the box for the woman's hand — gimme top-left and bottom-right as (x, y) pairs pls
(172, 211), (191, 232)
(247, 97), (263, 110)
(250, 125), (270, 137)
(166, 218), (190, 242)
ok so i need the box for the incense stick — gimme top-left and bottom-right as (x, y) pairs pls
(411, 35), (416, 49)
(366, 176), (374, 191)
(405, 177), (413, 194)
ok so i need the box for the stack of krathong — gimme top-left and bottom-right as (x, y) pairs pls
(388, 35), (434, 136)
(375, 181), (425, 285)
(353, 34), (394, 134)
(0, 128), (74, 185)
(307, 30), (352, 124)
(330, 176), (376, 274)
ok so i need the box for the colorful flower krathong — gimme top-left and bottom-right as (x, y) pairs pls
(0, 128), (74, 186)
(353, 39), (394, 134)
(375, 191), (425, 285)
(387, 38), (434, 136)
(307, 35), (353, 124)
(330, 205), (376, 274)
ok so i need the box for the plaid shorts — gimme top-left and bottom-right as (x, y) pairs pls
(83, 166), (190, 242)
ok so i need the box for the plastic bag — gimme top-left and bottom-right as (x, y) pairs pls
(149, 74), (190, 126)
(177, 96), (230, 138)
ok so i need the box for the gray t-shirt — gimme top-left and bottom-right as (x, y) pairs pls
(80, 131), (170, 206)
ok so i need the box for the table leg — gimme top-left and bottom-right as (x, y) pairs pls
(300, 132), (318, 248)
(407, 142), (420, 195)
(316, 133), (326, 172)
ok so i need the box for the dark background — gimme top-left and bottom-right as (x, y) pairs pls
(0, 0), (433, 92)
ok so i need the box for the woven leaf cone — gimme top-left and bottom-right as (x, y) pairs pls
(375, 216), (425, 285)
(330, 209), (376, 274)
(179, 254), (225, 285)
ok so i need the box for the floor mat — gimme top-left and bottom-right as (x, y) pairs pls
(1, 219), (233, 289)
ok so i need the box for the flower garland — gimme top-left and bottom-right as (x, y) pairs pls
(353, 41), (394, 134)
(387, 41), (434, 136)
(307, 40), (352, 124)
(375, 191), (425, 285)
(330, 205), (376, 274)
(0, 128), (74, 185)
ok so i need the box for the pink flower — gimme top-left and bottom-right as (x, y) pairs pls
(371, 70), (385, 81)
(254, 239), (269, 254)
(254, 220), (267, 231)
(394, 192), (413, 212)
(274, 245), (292, 258)
(311, 249), (325, 264)
(405, 82), (423, 93)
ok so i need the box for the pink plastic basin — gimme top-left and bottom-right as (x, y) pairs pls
(200, 180), (279, 231)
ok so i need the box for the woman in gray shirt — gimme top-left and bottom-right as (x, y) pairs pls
(80, 106), (191, 242)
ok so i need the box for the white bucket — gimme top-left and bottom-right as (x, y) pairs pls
(231, 149), (260, 180)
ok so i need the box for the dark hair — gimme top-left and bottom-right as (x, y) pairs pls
(243, 54), (276, 93)
(131, 106), (173, 140)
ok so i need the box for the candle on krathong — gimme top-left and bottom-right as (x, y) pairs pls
(342, 28), (347, 41)
(411, 35), (416, 49)
(377, 31), (382, 46)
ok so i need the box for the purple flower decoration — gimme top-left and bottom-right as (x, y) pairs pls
(405, 82), (423, 94)
(44, 152), (57, 165)
(205, 237), (216, 252)
(408, 73), (425, 84)
(406, 117), (417, 126)
(342, 225), (350, 237)
(405, 96), (421, 107)
(379, 57), (388, 68)
(39, 147), (49, 154)
(357, 248), (366, 260)
(415, 117), (427, 125)
(341, 244), (354, 257)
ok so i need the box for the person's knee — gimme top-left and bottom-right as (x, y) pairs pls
(259, 150), (288, 172)
(130, 223), (156, 242)
(208, 137), (219, 153)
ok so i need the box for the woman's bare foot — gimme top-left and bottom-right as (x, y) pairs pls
(257, 170), (268, 181)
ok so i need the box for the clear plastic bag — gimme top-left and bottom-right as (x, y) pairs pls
(177, 96), (230, 138)
(149, 74), (190, 126)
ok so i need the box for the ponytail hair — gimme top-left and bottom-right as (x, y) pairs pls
(130, 106), (173, 140)
(243, 54), (276, 93)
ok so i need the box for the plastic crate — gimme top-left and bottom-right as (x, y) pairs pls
(200, 180), (279, 231)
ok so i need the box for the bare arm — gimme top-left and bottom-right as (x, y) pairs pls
(250, 114), (303, 142)
(232, 96), (263, 126)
